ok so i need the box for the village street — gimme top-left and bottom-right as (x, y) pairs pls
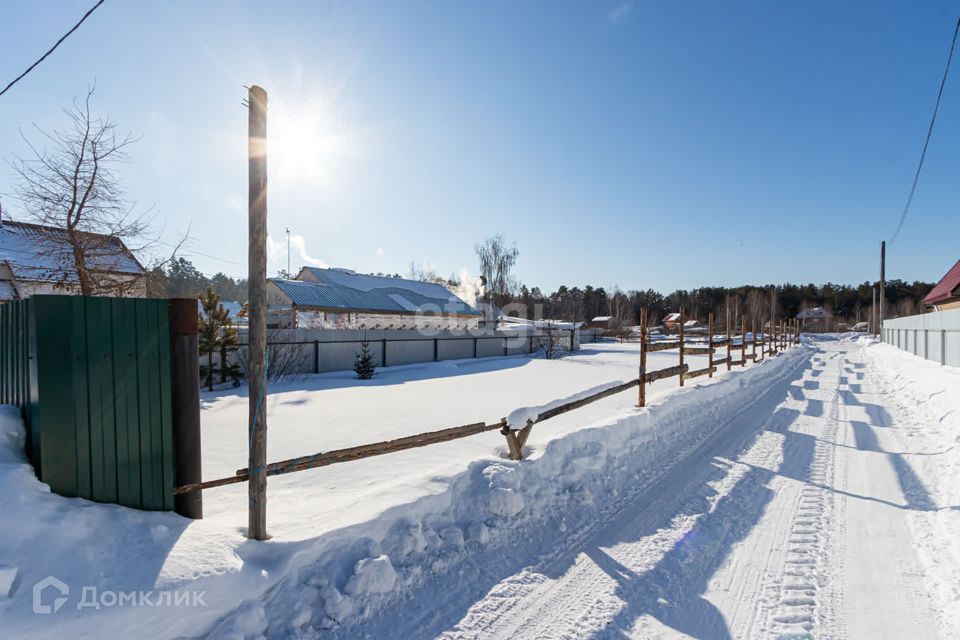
(332, 338), (955, 640)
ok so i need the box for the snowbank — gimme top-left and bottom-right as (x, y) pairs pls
(0, 344), (810, 639)
(206, 345), (810, 637)
(861, 342), (960, 635)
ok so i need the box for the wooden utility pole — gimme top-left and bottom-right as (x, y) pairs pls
(247, 85), (269, 541)
(879, 240), (886, 339)
(638, 309), (647, 407)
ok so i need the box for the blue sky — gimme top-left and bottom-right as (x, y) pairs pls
(1, 1), (957, 293)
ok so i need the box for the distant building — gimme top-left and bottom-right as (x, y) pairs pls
(796, 307), (828, 320)
(198, 299), (247, 326)
(584, 316), (614, 330)
(922, 258), (960, 311)
(266, 266), (481, 329)
(662, 312), (682, 330)
(0, 221), (146, 301)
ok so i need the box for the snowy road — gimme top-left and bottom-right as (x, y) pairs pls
(342, 339), (946, 639)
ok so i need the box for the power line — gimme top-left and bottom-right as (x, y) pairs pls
(890, 15), (960, 244)
(0, 0), (106, 98)
(154, 239), (245, 267)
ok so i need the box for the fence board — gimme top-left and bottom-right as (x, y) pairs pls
(69, 297), (92, 499)
(112, 299), (140, 507)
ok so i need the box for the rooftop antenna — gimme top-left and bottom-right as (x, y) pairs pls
(286, 227), (291, 277)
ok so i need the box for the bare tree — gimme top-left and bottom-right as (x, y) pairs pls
(535, 321), (567, 359)
(407, 260), (442, 284)
(8, 87), (157, 296)
(475, 234), (519, 313)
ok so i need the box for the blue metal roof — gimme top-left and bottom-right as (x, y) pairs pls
(269, 273), (481, 316)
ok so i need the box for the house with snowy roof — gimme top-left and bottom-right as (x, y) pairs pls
(0, 221), (147, 301)
(796, 307), (828, 320)
(265, 266), (481, 329)
(922, 258), (960, 311)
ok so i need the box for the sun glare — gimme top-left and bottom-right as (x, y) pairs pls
(269, 100), (359, 189)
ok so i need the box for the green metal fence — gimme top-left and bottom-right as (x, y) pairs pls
(1, 296), (176, 511)
(0, 299), (31, 445)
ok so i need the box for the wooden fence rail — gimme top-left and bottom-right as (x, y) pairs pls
(173, 313), (802, 494)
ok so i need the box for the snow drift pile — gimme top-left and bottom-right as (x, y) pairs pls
(0, 346), (811, 639)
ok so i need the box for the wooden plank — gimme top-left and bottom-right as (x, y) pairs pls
(643, 363), (688, 383)
(504, 428), (523, 461)
(712, 356), (730, 367)
(172, 420), (505, 495)
(681, 346), (714, 355)
(534, 378), (640, 425)
(683, 366), (716, 380)
(645, 341), (679, 353)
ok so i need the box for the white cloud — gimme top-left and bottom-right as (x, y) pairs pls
(376, 247), (385, 257)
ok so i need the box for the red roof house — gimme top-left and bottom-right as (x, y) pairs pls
(923, 258), (960, 311)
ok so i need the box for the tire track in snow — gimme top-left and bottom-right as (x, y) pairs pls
(440, 352), (815, 640)
(762, 352), (841, 639)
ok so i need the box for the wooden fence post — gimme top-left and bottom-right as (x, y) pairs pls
(170, 299), (203, 519)
(678, 306), (685, 387)
(726, 304), (732, 372)
(220, 343), (227, 384)
(751, 317), (757, 362)
(741, 316), (746, 367)
(708, 313), (714, 379)
(638, 309), (647, 407)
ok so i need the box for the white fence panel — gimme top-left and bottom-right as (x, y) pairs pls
(882, 309), (960, 367)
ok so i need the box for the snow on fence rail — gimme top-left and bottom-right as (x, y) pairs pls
(882, 308), (960, 367)
(174, 312), (801, 497)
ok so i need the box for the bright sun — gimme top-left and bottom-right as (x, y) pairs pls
(269, 101), (359, 189)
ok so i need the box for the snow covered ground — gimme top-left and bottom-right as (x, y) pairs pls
(1, 337), (957, 639)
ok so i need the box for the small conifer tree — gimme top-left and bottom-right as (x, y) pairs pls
(198, 287), (240, 390)
(353, 338), (376, 380)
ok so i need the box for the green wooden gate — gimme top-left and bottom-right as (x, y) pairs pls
(1, 296), (177, 511)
